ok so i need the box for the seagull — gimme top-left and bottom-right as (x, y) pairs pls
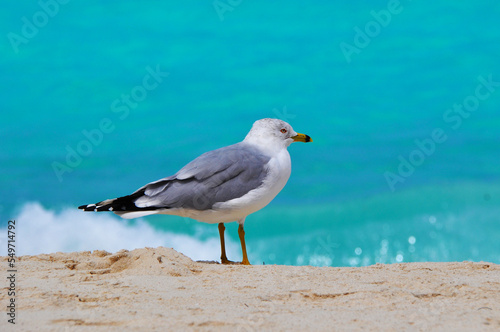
(79, 118), (312, 265)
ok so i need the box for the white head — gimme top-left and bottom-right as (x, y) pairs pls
(244, 118), (312, 149)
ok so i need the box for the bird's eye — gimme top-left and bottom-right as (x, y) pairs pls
(280, 129), (287, 134)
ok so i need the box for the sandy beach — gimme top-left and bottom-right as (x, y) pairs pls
(2, 247), (499, 331)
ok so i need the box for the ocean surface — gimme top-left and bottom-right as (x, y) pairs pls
(1, 1), (499, 266)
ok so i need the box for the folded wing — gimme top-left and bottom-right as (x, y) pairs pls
(79, 142), (271, 216)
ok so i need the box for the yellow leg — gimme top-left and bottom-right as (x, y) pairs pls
(238, 224), (251, 265)
(218, 223), (234, 264)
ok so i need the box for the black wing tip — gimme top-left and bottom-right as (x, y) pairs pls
(78, 203), (114, 212)
(78, 204), (96, 211)
(78, 189), (165, 213)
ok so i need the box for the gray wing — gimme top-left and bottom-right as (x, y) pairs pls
(133, 142), (271, 210)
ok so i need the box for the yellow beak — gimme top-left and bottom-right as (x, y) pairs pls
(292, 133), (313, 143)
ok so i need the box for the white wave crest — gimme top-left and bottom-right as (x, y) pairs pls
(1, 202), (240, 262)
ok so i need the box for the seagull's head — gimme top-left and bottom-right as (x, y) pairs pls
(244, 118), (312, 149)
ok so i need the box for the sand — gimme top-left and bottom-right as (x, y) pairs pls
(2, 247), (499, 331)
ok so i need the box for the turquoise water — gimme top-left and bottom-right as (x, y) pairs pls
(1, 1), (499, 265)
